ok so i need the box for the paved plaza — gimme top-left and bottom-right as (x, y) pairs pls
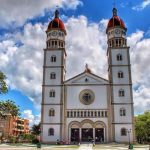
(0, 143), (149, 150)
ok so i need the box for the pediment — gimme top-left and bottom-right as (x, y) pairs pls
(65, 72), (109, 85)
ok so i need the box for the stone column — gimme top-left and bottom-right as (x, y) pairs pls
(79, 128), (82, 142)
(104, 128), (106, 142)
(93, 128), (95, 141)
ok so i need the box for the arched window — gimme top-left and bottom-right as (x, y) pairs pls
(61, 42), (63, 48)
(115, 39), (118, 47)
(121, 128), (127, 136)
(117, 54), (122, 61)
(119, 89), (125, 97)
(112, 40), (114, 47)
(49, 109), (55, 116)
(48, 128), (54, 136)
(52, 41), (54, 47)
(118, 71), (124, 78)
(119, 39), (121, 47)
(120, 108), (126, 116)
(49, 90), (55, 97)
(51, 55), (56, 62)
(55, 41), (57, 46)
(50, 72), (56, 79)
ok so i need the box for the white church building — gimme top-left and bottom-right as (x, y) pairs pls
(41, 8), (135, 143)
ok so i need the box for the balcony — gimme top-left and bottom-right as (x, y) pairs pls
(17, 123), (24, 127)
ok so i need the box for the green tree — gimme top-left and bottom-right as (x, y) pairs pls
(19, 133), (34, 142)
(0, 100), (20, 118)
(31, 123), (41, 136)
(0, 71), (8, 94)
(135, 111), (150, 143)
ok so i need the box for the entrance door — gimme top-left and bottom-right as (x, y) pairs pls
(82, 128), (93, 142)
(71, 128), (79, 142)
(95, 128), (104, 142)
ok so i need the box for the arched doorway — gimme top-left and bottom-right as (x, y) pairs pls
(68, 120), (106, 143)
(81, 120), (94, 142)
(94, 121), (106, 143)
(71, 128), (79, 142)
(69, 121), (80, 142)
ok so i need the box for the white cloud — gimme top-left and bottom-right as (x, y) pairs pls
(65, 16), (108, 78)
(0, 0), (82, 27)
(133, 86), (150, 114)
(23, 110), (40, 126)
(132, 0), (150, 11)
(0, 23), (46, 109)
(127, 30), (150, 114)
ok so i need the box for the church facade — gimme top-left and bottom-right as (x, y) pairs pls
(41, 8), (135, 143)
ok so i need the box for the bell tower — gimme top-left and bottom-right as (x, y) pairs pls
(106, 8), (135, 142)
(41, 9), (67, 143)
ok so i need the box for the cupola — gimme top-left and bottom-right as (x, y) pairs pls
(46, 10), (66, 49)
(106, 8), (126, 33)
(46, 10), (66, 34)
(106, 7), (127, 48)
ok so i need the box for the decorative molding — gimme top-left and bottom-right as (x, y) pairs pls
(41, 103), (63, 105)
(41, 123), (63, 125)
(111, 103), (134, 105)
(112, 123), (133, 124)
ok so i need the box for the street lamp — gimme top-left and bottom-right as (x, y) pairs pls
(126, 128), (133, 150)
(126, 129), (131, 145)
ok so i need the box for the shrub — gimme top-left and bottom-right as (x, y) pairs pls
(32, 138), (39, 144)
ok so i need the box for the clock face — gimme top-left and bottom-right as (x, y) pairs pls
(51, 31), (57, 37)
(115, 29), (120, 34)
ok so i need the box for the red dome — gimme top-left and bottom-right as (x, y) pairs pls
(46, 10), (66, 34)
(106, 8), (126, 32)
(107, 16), (125, 29)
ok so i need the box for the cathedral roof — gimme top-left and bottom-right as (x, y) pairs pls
(65, 70), (109, 85)
(106, 8), (126, 33)
(46, 10), (66, 34)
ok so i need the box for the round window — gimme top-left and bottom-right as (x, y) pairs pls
(79, 89), (95, 105)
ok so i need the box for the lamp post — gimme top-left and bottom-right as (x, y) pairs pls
(126, 129), (133, 150)
(127, 129), (131, 145)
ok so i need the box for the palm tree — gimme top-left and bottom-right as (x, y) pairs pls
(31, 123), (41, 136)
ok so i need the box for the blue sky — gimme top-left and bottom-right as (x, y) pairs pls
(0, 0), (150, 125)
